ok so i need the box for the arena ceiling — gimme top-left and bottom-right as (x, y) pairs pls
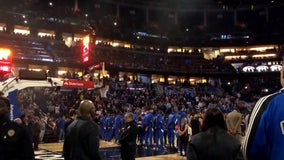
(97, 0), (282, 8)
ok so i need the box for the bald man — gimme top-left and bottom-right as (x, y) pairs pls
(243, 60), (284, 160)
(63, 100), (101, 160)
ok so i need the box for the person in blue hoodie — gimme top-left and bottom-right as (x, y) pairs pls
(243, 61), (284, 160)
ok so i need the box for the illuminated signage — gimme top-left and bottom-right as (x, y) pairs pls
(83, 56), (89, 62)
(270, 65), (282, 72)
(82, 36), (90, 63)
(242, 66), (255, 72)
(0, 48), (12, 73)
(63, 79), (94, 88)
(0, 64), (11, 72)
(256, 65), (269, 72)
(242, 64), (282, 73)
(0, 48), (11, 61)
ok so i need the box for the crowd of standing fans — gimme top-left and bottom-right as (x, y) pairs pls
(0, 64), (284, 159)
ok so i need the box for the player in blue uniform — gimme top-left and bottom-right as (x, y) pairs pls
(114, 112), (124, 143)
(105, 113), (115, 141)
(167, 110), (177, 150)
(143, 109), (154, 148)
(154, 109), (166, 150)
(100, 113), (107, 140)
(243, 61), (284, 160)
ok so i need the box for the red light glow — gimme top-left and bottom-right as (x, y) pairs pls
(82, 36), (90, 63)
(0, 48), (11, 61)
(0, 48), (12, 73)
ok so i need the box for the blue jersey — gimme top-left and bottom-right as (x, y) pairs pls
(133, 113), (137, 122)
(114, 115), (123, 129)
(243, 89), (284, 160)
(105, 116), (114, 128)
(155, 112), (165, 130)
(100, 116), (106, 128)
(144, 112), (154, 128)
(167, 113), (177, 129)
(175, 112), (181, 126)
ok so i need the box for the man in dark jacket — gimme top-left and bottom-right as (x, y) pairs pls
(63, 100), (101, 160)
(0, 96), (35, 160)
(32, 116), (41, 151)
(119, 112), (138, 160)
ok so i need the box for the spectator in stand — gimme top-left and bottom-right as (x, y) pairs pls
(39, 117), (46, 143)
(178, 117), (189, 156)
(32, 116), (41, 151)
(187, 122), (193, 142)
(136, 115), (144, 145)
(14, 118), (22, 124)
(226, 106), (243, 142)
(187, 107), (244, 160)
(20, 114), (33, 142)
(64, 109), (77, 133)
(243, 60), (284, 160)
(190, 112), (201, 136)
(58, 115), (66, 142)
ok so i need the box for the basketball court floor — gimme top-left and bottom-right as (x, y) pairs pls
(36, 140), (186, 160)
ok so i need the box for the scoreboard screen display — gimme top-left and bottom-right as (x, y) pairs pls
(0, 48), (12, 74)
(82, 36), (90, 63)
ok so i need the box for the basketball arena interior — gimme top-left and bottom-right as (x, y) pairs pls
(0, 0), (283, 159)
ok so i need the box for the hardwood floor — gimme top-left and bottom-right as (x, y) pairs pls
(38, 140), (186, 160)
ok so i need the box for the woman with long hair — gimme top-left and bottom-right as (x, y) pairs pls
(178, 117), (189, 156)
(186, 107), (244, 160)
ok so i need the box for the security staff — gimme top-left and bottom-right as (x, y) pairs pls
(0, 96), (35, 160)
(119, 112), (138, 160)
